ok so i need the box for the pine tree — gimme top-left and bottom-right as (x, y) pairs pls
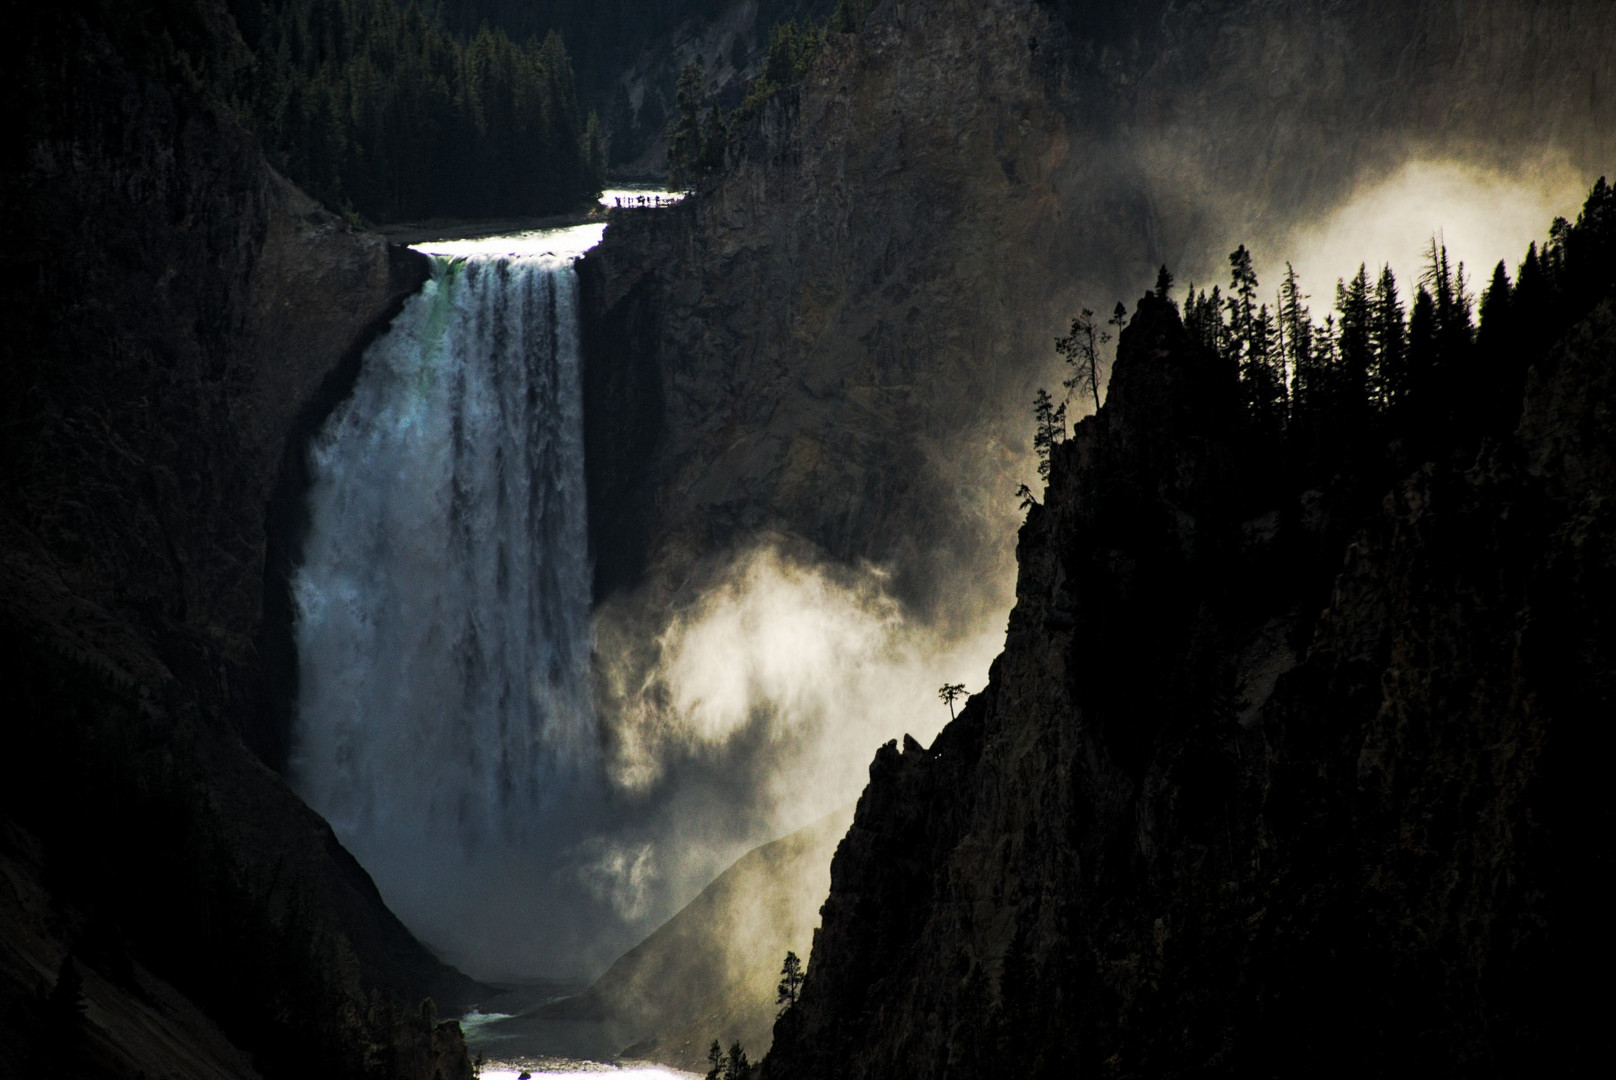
(725, 1041), (751, 1080)
(1227, 244), (1259, 357)
(1277, 264), (1311, 420)
(1405, 285), (1439, 430)
(1370, 265), (1406, 412)
(1514, 242), (1547, 328)
(1421, 237), (1476, 364)
(706, 1040), (724, 1080)
(1472, 259), (1516, 432)
(1241, 302), (1285, 441)
(1155, 264), (1174, 301)
(700, 103), (728, 174)
(1566, 176), (1616, 309)
(1056, 308), (1106, 413)
(777, 950), (805, 1013)
(1335, 264), (1373, 422)
(1032, 389), (1066, 480)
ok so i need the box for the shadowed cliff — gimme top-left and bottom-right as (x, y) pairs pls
(761, 266), (1608, 1074)
(0, 3), (477, 1077)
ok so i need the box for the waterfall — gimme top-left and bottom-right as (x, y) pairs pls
(291, 253), (596, 911)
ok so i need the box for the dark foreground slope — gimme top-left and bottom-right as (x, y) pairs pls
(1, 4), (475, 1078)
(765, 286), (1608, 1076)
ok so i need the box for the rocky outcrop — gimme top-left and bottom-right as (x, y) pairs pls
(0, 3), (473, 1077)
(762, 287), (1605, 1076)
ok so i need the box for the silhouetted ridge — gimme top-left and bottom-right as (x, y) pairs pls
(763, 182), (1614, 1078)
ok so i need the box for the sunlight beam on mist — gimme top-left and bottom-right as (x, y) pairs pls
(1261, 156), (1591, 302)
(599, 544), (1001, 846)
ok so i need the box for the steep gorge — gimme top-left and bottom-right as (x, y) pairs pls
(4, 0), (1611, 1074)
(575, 0), (1612, 1072)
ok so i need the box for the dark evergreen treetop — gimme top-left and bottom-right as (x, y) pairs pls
(1197, 177), (1613, 483)
(1025, 177), (1616, 513)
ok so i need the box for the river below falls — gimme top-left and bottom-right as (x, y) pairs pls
(461, 994), (700, 1080)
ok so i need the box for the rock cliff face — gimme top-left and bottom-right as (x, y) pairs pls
(578, 16), (1610, 1058)
(580, 0), (1616, 633)
(762, 289), (1604, 1076)
(0, 4), (473, 1077)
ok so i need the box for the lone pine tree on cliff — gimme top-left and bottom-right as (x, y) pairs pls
(938, 682), (967, 718)
(1057, 307), (1107, 412)
(1110, 300), (1128, 341)
(777, 950), (805, 1014)
(1032, 388), (1066, 479)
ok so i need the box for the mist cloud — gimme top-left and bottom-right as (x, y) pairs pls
(599, 542), (1002, 842)
(576, 838), (658, 922)
(1249, 154), (1592, 308)
(548, 151), (1598, 982)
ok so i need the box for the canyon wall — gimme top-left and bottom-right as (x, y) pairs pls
(582, 0), (1616, 622)
(0, 3), (474, 1076)
(764, 282), (1605, 1075)
(577, 0), (1613, 1072)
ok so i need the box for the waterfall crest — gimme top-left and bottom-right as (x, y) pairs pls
(291, 253), (595, 871)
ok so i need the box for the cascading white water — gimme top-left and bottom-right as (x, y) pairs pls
(291, 253), (598, 969)
(281, 216), (993, 989)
